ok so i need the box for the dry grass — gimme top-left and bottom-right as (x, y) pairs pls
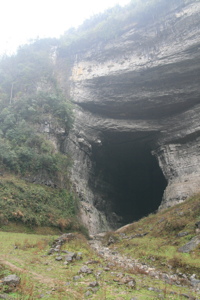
(0, 194), (200, 299)
(0, 229), (198, 299)
(168, 254), (185, 268)
(17, 276), (35, 300)
(111, 194), (200, 277)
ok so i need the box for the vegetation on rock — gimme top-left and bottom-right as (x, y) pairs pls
(58, 0), (194, 55)
(0, 2), (199, 298)
(0, 39), (73, 179)
(0, 175), (79, 230)
(0, 38), (77, 232)
(111, 194), (200, 277)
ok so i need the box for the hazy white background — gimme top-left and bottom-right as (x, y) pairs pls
(0, 0), (130, 55)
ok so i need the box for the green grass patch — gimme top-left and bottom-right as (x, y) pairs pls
(0, 174), (83, 232)
(111, 194), (200, 277)
(0, 231), (198, 299)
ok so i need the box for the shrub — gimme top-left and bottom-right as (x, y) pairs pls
(0, 177), (79, 229)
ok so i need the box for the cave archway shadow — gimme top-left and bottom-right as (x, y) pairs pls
(92, 133), (167, 228)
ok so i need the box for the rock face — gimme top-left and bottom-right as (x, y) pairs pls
(62, 1), (200, 233)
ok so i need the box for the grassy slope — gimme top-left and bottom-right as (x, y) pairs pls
(0, 232), (198, 300)
(0, 195), (199, 299)
(108, 194), (200, 277)
(0, 174), (83, 234)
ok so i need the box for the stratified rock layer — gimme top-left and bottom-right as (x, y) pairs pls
(63, 1), (200, 233)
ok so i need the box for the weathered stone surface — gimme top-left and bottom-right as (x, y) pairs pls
(177, 232), (189, 237)
(190, 274), (200, 289)
(55, 256), (63, 261)
(76, 252), (83, 260)
(64, 252), (76, 262)
(61, 0), (200, 233)
(195, 221), (200, 229)
(48, 233), (75, 254)
(73, 275), (82, 281)
(89, 281), (99, 287)
(2, 275), (20, 287)
(178, 236), (200, 253)
(79, 265), (93, 274)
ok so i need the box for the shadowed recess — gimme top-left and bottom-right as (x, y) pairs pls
(91, 131), (167, 228)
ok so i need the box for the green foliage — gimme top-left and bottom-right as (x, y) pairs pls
(0, 40), (73, 182)
(34, 90), (73, 129)
(0, 112), (72, 179)
(0, 37), (73, 132)
(0, 139), (19, 172)
(0, 134), (71, 183)
(0, 30), (77, 238)
(0, 176), (78, 228)
(0, 38), (57, 97)
(0, 229), (198, 299)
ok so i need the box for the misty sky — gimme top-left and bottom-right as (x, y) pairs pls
(0, 0), (130, 55)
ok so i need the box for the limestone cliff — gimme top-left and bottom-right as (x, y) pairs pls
(60, 0), (200, 233)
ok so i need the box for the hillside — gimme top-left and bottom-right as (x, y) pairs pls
(0, 195), (199, 299)
(0, 1), (200, 298)
(0, 38), (78, 232)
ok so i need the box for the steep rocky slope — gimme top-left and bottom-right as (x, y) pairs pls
(60, 0), (200, 233)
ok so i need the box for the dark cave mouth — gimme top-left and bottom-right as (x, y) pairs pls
(92, 132), (167, 228)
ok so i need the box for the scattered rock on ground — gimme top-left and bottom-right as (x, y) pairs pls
(190, 274), (200, 289)
(129, 232), (149, 239)
(79, 265), (93, 275)
(73, 275), (82, 281)
(177, 232), (189, 237)
(85, 290), (92, 297)
(87, 287), (99, 293)
(89, 281), (99, 287)
(89, 234), (199, 290)
(107, 236), (116, 245)
(86, 260), (99, 265)
(127, 280), (136, 289)
(48, 233), (75, 255)
(64, 252), (76, 262)
(55, 256), (63, 261)
(195, 221), (200, 229)
(148, 287), (162, 293)
(76, 252), (83, 260)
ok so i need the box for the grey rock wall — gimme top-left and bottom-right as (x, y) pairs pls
(62, 1), (200, 233)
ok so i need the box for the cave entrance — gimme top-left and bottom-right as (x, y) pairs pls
(92, 132), (167, 228)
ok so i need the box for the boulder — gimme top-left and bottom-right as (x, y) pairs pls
(178, 236), (200, 253)
(79, 266), (93, 274)
(2, 275), (20, 287)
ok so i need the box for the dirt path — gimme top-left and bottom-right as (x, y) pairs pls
(0, 258), (57, 286)
(89, 234), (199, 293)
(1, 235), (199, 299)
(0, 257), (82, 298)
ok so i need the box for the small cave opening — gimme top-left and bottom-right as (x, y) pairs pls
(91, 132), (167, 228)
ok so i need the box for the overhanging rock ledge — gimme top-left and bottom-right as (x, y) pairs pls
(60, 1), (200, 233)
